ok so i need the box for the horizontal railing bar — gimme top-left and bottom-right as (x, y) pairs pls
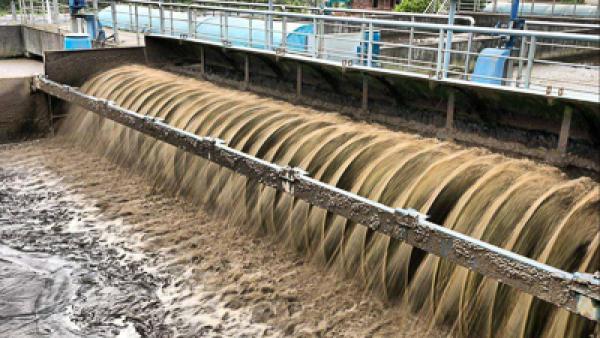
(119, 0), (600, 42)
(33, 75), (600, 322)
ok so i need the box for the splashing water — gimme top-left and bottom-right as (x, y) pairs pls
(59, 65), (599, 338)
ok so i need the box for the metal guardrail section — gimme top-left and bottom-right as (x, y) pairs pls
(33, 75), (600, 321)
(105, 0), (600, 103)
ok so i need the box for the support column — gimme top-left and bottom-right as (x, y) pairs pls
(446, 89), (455, 132)
(244, 54), (250, 90)
(557, 106), (572, 154)
(362, 74), (368, 112)
(200, 46), (205, 75)
(296, 64), (302, 100)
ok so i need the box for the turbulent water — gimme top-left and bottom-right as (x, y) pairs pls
(59, 65), (599, 338)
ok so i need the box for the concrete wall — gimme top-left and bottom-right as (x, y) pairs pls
(45, 47), (146, 87)
(21, 26), (64, 57)
(0, 25), (25, 58)
(0, 25), (65, 59)
(0, 77), (49, 142)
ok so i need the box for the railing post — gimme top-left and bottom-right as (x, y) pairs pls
(524, 35), (536, 89)
(312, 18), (318, 57)
(517, 25), (527, 87)
(443, 0), (457, 79)
(408, 16), (415, 66)
(111, 1), (120, 44)
(188, 7), (194, 38)
(159, 3), (165, 35)
(51, 0), (58, 24)
(169, 5), (174, 36)
(148, 5), (153, 32)
(223, 11), (229, 43)
(367, 22), (374, 68)
(463, 32), (473, 79)
(135, 4), (140, 45)
(10, 0), (17, 22)
(359, 19), (366, 65)
(281, 16), (287, 52)
(264, 13), (270, 50)
(436, 28), (445, 77)
(248, 13), (253, 47)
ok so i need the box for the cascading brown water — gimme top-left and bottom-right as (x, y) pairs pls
(59, 65), (599, 338)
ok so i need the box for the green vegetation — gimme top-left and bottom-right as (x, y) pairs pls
(0, 0), (10, 11)
(394, 0), (431, 13)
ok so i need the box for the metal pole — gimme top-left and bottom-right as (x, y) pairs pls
(267, 0), (273, 50)
(10, 0), (17, 22)
(135, 4), (140, 45)
(408, 16), (414, 67)
(188, 8), (194, 38)
(367, 22), (374, 68)
(442, 0), (457, 78)
(463, 32), (473, 79)
(524, 35), (536, 89)
(159, 3), (165, 34)
(170, 5), (174, 35)
(436, 28), (445, 77)
(51, 0), (58, 24)
(111, 1), (120, 43)
(248, 13), (253, 47)
(517, 26), (527, 87)
(281, 15), (287, 51)
(244, 54), (250, 90)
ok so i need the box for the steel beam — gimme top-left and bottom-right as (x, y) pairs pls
(33, 76), (600, 322)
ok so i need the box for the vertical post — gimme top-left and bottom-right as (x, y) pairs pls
(200, 45), (206, 75)
(296, 64), (302, 99)
(463, 32), (473, 79)
(264, 13), (270, 50)
(359, 21), (366, 65)
(312, 18), (318, 57)
(51, 0), (58, 24)
(436, 28), (445, 77)
(169, 5), (174, 36)
(10, 0), (17, 22)
(128, 4), (133, 31)
(443, 0), (457, 78)
(362, 74), (368, 112)
(224, 11), (229, 43)
(111, 1), (120, 44)
(446, 89), (455, 131)
(557, 106), (572, 154)
(248, 13), (253, 47)
(244, 54), (250, 90)
(93, 0), (97, 10)
(188, 8), (194, 38)
(367, 22), (374, 68)
(408, 16), (415, 66)
(267, 0), (274, 50)
(517, 27), (527, 87)
(159, 3), (165, 35)
(148, 5), (153, 32)
(135, 4), (140, 46)
(524, 35), (536, 89)
(281, 16), (287, 51)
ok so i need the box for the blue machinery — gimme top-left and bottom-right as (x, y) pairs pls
(471, 0), (523, 85)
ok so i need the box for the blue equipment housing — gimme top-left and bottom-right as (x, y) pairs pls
(471, 0), (522, 85)
(471, 48), (511, 85)
(64, 33), (93, 50)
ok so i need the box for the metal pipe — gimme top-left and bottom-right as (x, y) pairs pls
(33, 75), (600, 322)
(11, 0), (17, 22)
